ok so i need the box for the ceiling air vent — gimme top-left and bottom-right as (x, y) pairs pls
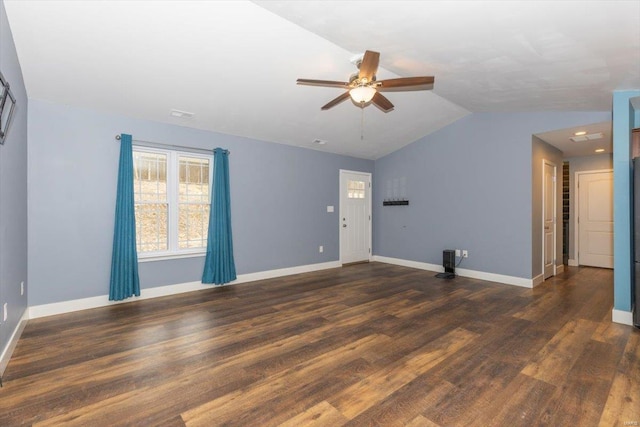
(570, 132), (603, 142)
(170, 109), (194, 119)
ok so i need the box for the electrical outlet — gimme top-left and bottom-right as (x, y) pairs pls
(455, 249), (461, 257)
(462, 250), (469, 258)
(21, 281), (24, 296)
(3, 303), (7, 322)
(319, 245), (324, 253)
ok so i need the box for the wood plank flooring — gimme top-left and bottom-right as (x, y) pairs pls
(1, 262), (638, 426)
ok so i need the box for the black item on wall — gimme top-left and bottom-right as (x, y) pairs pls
(0, 71), (17, 145)
(383, 200), (409, 206)
(436, 249), (456, 279)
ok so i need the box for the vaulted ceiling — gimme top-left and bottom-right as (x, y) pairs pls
(4, 0), (639, 159)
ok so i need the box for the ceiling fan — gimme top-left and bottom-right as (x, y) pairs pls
(297, 50), (435, 113)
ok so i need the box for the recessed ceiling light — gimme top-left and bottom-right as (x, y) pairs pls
(574, 131), (587, 136)
(312, 139), (327, 145)
(595, 148), (605, 153)
(170, 109), (194, 119)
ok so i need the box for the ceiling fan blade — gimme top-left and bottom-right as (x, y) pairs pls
(321, 91), (351, 110)
(358, 50), (380, 82)
(376, 76), (435, 92)
(372, 92), (394, 112)
(297, 79), (350, 88)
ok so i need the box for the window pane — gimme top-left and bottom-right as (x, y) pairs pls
(135, 203), (168, 252)
(133, 150), (168, 253)
(178, 203), (210, 249)
(348, 180), (365, 199)
(179, 156), (210, 203)
(133, 151), (167, 202)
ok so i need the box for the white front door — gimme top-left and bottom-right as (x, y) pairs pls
(543, 160), (557, 279)
(577, 170), (614, 268)
(340, 170), (371, 264)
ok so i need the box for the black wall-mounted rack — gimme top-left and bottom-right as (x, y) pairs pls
(383, 200), (409, 206)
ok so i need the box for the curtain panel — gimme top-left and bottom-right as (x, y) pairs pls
(202, 147), (236, 285)
(109, 133), (140, 300)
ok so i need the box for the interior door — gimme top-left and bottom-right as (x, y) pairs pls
(543, 160), (556, 279)
(340, 170), (371, 264)
(577, 170), (613, 268)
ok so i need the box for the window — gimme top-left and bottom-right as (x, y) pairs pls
(347, 179), (366, 199)
(133, 147), (212, 259)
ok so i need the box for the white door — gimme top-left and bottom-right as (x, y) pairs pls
(340, 170), (371, 264)
(577, 170), (613, 268)
(543, 160), (556, 279)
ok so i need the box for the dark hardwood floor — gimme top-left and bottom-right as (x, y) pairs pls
(1, 263), (638, 426)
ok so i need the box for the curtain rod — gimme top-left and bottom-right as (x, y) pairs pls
(114, 135), (229, 155)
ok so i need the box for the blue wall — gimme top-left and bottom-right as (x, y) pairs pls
(612, 91), (640, 313)
(373, 111), (610, 280)
(28, 100), (372, 305)
(22, 101), (622, 306)
(0, 1), (28, 359)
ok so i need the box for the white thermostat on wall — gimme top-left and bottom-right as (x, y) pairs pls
(327, 206), (334, 212)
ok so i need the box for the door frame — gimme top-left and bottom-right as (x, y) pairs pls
(574, 168), (613, 266)
(542, 159), (557, 279)
(339, 169), (372, 265)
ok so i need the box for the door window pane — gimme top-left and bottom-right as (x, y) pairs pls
(348, 179), (365, 199)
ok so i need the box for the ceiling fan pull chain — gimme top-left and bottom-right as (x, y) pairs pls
(361, 104), (365, 140)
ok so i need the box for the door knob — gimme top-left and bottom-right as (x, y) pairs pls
(544, 226), (550, 230)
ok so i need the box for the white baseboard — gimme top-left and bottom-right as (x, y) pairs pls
(532, 274), (544, 287)
(455, 267), (533, 288)
(234, 261), (341, 284)
(568, 259), (578, 267)
(612, 309), (633, 326)
(372, 255), (533, 288)
(29, 261), (341, 319)
(532, 266), (564, 288)
(0, 308), (29, 377)
(371, 255), (444, 273)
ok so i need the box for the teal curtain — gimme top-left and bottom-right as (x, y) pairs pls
(109, 133), (140, 301)
(202, 148), (236, 285)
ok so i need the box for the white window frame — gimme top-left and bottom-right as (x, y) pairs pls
(133, 145), (213, 262)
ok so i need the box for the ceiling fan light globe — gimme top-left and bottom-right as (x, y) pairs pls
(349, 86), (376, 103)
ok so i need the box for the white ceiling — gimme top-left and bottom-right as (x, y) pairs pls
(4, 0), (639, 159)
